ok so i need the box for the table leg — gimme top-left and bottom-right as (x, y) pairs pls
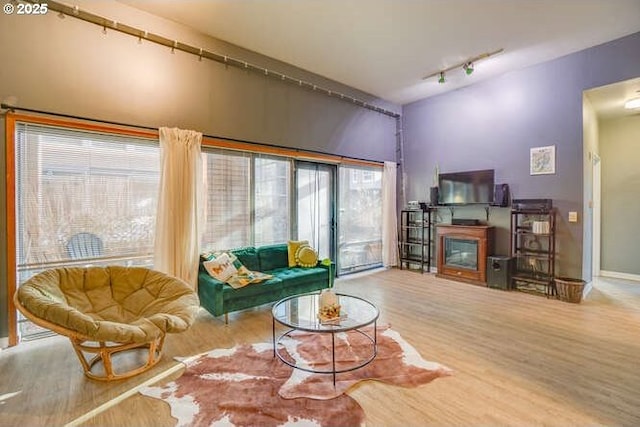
(332, 332), (336, 387)
(272, 317), (276, 358)
(374, 319), (377, 348)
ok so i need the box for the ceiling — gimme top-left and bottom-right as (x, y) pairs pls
(586, 77), (640, 120)
(118, 0), (640, 107)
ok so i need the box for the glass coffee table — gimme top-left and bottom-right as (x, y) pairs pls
(272, 292), (379, 386)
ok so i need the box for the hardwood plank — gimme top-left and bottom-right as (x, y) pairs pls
(2, 269), (640, 426)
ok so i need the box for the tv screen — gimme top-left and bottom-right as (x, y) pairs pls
(438, 169), (495, 205)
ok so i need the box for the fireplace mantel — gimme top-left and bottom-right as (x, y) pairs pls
(436, 225), (494, 286)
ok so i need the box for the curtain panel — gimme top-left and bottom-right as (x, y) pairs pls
(154, 127), (203, 287)
(382, 161), (398, 267)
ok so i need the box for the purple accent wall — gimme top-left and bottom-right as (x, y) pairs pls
(402, 32), (640, 278)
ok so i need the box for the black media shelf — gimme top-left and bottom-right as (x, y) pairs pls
(399, 209), (434, 273)
(510, 201), (556, 297)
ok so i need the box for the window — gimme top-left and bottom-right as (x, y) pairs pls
(338, 166), (383, 273)
(254, 156), (291, 246)
(8, 117), (384, 344)
(200, 151), (291, 250)
(201, 149), (251, 251)
(14, 122), (160, 339)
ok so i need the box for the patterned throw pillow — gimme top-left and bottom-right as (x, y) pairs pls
(203, 252), (240, 282)
(295, 245), (318, 268)
(287, 240), (309, 267)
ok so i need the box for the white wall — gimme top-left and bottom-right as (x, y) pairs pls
(599, 114), (640, 275)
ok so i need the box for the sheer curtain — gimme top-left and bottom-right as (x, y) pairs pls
(154, 127), (203, 287)
(382, 161), (398, 267)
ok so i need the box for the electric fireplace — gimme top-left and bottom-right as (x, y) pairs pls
(436, 225), (493, 285)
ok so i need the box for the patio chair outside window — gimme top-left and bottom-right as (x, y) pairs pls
(66, 232), (104, 260)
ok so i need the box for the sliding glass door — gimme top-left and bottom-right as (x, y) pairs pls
(296, 162), (336, 261)
(338, 166), (383, 274)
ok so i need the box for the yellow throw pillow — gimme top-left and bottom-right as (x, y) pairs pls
(287, 240), (309, 267)
(295, 245), (318, 268)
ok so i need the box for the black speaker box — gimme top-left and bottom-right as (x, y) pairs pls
(493, 183), (510, 207)
(430, 186), (439, 206)
(487, 256), (513, 290)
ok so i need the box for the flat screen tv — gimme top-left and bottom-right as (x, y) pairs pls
(438, 169), (494, 205)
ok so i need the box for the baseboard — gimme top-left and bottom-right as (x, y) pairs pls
(599, 270), (640, 283)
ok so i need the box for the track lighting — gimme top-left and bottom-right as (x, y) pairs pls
(423, 48), (504, 82)
(624, 97), (640, 109)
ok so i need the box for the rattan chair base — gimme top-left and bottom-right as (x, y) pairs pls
(15, 294), (165, 381)
(70, 335), (165, 381)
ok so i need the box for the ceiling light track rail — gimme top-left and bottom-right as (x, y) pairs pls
(423, 48), (504, 81)
(21, 0), (399, 119)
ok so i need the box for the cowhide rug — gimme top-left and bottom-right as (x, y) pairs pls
(140, 325), (451, 427)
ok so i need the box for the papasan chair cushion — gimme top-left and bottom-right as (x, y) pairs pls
(15, 266), (200, 381)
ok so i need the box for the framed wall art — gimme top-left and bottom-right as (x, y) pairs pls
(530, 145), (555, 175)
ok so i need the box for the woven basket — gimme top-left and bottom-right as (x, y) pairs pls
(555, 277), (585, 303)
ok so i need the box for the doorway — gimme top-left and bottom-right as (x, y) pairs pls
(295, 162), (336, 262)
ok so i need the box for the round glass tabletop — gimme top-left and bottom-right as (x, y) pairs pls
(272, 292), (379, 332)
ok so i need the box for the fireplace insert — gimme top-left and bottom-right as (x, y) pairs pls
(444, 237), (478, 270)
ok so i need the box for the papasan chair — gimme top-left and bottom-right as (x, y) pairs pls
(14, 266), (200, 381)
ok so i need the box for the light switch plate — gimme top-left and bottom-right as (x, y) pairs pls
(568, 211), (578, 223)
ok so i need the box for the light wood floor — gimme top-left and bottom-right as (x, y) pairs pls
(1, 269), (640, 426)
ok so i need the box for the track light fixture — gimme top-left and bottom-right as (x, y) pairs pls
(423, 48), (504, 82)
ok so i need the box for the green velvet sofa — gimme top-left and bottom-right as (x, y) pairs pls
(198, 243), (331, 322)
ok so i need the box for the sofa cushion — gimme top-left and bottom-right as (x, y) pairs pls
(230, 247), (260, 272)
(202, 252), (239, 282)
(268, 266), (328, 288)
(257, 244), (289, 271)
(222, 276), (284, 300)
(295, 245), (318, 267)
(287, 240), (308, 267)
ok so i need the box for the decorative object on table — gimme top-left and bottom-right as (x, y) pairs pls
(530, 145), (556, 175)
(318, 289), (341, 323)
(140, 325), (451, 426)
(318, 258), (339, 322)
